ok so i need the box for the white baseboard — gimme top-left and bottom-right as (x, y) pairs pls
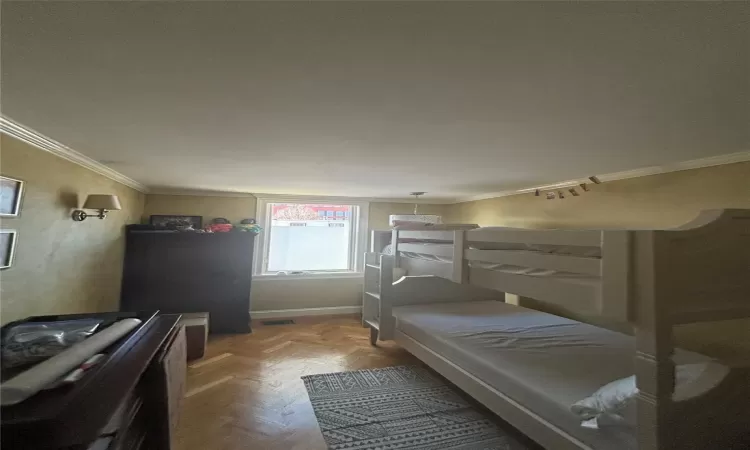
(251, 306), (361, 319)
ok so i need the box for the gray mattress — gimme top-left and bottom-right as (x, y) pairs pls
(392, 301), (715, 450)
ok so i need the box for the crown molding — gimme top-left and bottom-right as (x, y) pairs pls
(253, 193), (455, 204)
(148, 189), (257, 198)
(456, 150), (750, 203)
(0, 116), (150, 193)
(149, 190), (455, 203)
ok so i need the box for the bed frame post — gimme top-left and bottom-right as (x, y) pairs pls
(378, 254), (396, 340)
(633, 231), (675, 450)
(451, 230), (466, 283)
(391, 229), (400, 266)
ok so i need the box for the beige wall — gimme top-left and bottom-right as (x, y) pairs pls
(143, 194), (257, 225)
(446, 161), (750, 229)
(0, 160), (447, 319)
(446, 162), (750, 361)
(252, 277), (362, 311)
(143, 196), (449, 311)
(0, 135), (145, 325)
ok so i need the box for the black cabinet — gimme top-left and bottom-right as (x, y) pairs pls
(121, 228), (255, 333)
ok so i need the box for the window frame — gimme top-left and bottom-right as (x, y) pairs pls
(253, 195), (369, 279)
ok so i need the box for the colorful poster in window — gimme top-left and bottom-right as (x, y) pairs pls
(272, 204), (352, 221)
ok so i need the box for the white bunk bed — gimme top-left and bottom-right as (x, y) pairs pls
(363, 225), (477, 344)
(370, 209), (750, 450)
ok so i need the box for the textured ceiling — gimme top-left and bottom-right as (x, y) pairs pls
(2, 2), (748, 200)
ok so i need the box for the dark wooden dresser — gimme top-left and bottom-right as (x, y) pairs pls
(1, 311), (184, 450)
(120, 228), (255, 334)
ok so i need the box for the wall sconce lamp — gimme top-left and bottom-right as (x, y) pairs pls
(72, 195), (122, 221)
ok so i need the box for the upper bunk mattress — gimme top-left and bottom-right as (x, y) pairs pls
(392, 300), (719, 450)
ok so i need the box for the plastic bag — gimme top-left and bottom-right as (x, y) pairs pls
(1, 319), (103, 369)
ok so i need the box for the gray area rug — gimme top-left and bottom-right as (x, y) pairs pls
(302, 365), (531, 450)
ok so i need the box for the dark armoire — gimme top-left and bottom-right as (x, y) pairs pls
(120, 226), (255, 333)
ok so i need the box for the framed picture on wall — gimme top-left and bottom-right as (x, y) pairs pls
(0, 176), (24, 217)
(0, 230), (18, 269)
(149, 215), (203, 229)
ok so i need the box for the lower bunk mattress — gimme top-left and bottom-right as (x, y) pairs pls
(392, 300), (726, 450)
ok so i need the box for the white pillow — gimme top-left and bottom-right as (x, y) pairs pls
(570, 375), (638, 426)
(570, 364), (711, 429)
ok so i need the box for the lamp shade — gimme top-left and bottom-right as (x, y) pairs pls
(83, 194), (122, 211)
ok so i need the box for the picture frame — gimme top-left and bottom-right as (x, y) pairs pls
(0, 176), (24, 217)
(149, 215), (203, 229)
(1, 230), (18, 269)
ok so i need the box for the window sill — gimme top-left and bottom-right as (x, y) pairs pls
(253, 272), (363, 281)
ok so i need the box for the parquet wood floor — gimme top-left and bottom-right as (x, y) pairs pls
(174, 315), (418, 450)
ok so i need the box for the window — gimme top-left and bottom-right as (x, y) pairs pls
(254, 196), (369, 277)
